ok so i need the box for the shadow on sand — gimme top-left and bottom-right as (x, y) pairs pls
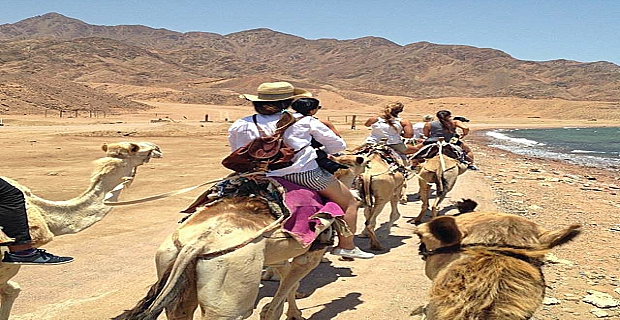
(255, 232), (410, 314)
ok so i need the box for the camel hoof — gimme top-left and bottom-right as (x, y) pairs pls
(295, 290), (310, 299)
(321, 257), (330, 263)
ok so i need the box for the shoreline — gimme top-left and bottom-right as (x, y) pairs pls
(471, 126), (620, 174)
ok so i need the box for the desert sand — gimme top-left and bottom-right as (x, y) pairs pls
(1, 98), (619, 320)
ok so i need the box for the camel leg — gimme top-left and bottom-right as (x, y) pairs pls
(411, 179), (431, 224)
(260, 249), (326, 320)
(0, 280), (21, 320)
(386, 192), (401, 230)
(364, 199), (388, 251)
(358, 206), (372, 238)
(197, 242), (266, 320)
(156, 235), (197, 320)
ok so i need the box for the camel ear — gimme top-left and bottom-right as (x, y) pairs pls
(428, 216), (462, 245)
(539, 224), (581, 248)
(101, 143), (108, 152)
(129, 143), (140, 154)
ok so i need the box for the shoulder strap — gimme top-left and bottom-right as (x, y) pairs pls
(252, 114), (267, 137)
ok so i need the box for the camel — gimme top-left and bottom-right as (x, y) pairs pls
(412, 151), (467, 224)
(115, 154), (369, 320)
(355, 146), (406, 251)
(114, 185), (345, 320)
(0, 141), (162, 320)
(414, 208), (581, 319)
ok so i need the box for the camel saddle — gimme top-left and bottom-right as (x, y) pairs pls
(180, 175), (349, 248)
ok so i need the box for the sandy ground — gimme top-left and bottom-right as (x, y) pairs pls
(1, 102), (619, 320)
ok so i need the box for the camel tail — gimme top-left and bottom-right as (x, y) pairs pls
(435, 165), (445, 195)
(362, 173), (373, 207)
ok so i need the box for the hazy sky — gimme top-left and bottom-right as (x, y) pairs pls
(1, 1), (619, 65)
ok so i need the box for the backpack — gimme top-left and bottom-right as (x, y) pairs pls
(222, 114), (298, 173)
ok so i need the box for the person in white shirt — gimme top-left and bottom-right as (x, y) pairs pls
(363, 102), (415, 155)
(229, 81), (374, 259)
(412, 114), (434, 143)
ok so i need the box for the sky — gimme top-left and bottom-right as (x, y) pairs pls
(1, 0), (619, 65)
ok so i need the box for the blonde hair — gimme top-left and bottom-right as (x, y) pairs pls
(381, 102), (404, 130)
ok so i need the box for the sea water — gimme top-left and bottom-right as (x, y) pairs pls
(485, 127), (620, 170)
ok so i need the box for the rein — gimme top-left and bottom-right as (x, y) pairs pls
(419, 242), (544, 266)
(103, 172), (266, 206)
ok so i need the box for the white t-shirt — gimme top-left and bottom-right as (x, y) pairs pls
(228, 112), (346, 176)
(365, 117), (403, 145)
(412, 121), (426, 139)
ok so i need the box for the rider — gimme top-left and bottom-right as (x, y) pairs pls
(423, 110), (478, 171)
(290, 97), (348, 174)
(363, 102), (416, 159)
(0, 177), (74, 265)
(230, 81), (374, 259)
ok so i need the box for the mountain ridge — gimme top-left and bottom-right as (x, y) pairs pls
(1, 12), (619, 115)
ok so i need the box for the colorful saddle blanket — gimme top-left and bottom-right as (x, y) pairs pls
(181, 175), (344, 247)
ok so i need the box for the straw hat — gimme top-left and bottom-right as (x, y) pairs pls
(240, 81), (312, 102)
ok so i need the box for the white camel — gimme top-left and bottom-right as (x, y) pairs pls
(113, 154), (370, 320)
(355, 146), (406, 251)
(0, 141), (162, 320)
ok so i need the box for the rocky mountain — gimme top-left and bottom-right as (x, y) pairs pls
(1, 12), (619, 114)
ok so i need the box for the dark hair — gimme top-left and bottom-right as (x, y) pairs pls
(291, 98), (320, 116)
(436, 109), (455, 133)
(252, 99), (294, 115)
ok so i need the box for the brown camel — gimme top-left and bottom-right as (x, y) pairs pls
(412, 153), (467, 224)
(113, 190), (343, 320)
(0, 141), (161, 320)
(414, 209), (581, 319)
(356, 147), (406, 251)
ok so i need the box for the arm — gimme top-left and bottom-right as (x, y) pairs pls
(454, 120), (469, 138)
(320, 119), (341, 137)
(310, 118), (347, 154)
(423, 122), (431, 138)
(228, 118), (255, 151)
(401, 119), (414, 139)
(364, 117), (378, 127)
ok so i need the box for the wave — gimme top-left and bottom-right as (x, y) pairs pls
(485, 131), (545, 146)
(571, 149), (606, 154)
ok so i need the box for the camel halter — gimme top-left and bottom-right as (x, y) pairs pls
(418, 242), (544, 267)
(103, 172), (266, 206)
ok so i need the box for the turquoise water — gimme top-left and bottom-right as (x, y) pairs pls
(485, 127), (620, 170)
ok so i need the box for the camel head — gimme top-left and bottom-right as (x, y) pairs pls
(331, 154), (368, 188)
(414, 211), (581, 280)
(98, 142), (162, 202)
(102, 141), (163, 164)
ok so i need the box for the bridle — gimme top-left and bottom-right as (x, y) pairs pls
(418, 242), (544, 267)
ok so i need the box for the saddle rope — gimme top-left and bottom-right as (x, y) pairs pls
(103, 172), (266, 206)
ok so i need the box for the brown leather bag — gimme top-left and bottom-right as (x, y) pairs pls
(222, 114), (297, 173)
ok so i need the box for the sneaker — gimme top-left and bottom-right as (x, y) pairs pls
(331, 246), (375, 259)
(2, 249), (74, 265)
(467, 164), (479, 171)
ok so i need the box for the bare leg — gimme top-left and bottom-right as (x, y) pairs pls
(318, 180), (358, 250)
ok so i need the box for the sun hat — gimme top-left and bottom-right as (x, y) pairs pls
(240, 81), (312, 102)
(423, 114), (434, 121)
